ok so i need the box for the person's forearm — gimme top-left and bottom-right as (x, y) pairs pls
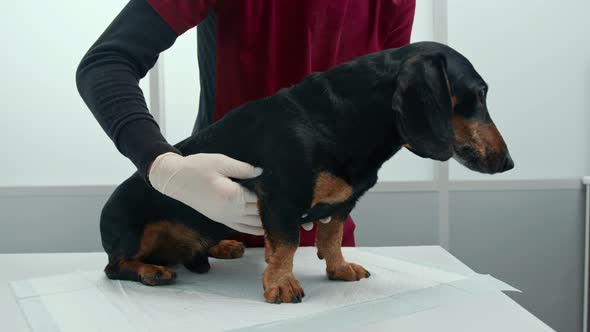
(76, 0), (180, 180)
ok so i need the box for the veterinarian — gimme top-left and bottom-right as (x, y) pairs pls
(77, 0), (416, 247)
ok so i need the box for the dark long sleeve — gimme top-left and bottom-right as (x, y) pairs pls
(76, 0), (182, 182)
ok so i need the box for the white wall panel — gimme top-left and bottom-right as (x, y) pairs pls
(0, 1), (145, 186)
(163, 29), (200, 145)
(448, 0), (590, 180)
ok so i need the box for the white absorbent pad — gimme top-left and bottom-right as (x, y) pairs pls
(10, 247), (518, 332)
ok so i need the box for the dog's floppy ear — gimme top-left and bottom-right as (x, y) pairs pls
(392, 54), (454, 161)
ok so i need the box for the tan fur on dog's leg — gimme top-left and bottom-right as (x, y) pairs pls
(316, 219), (370, 281)
(262, 239), (304, 304)
(208, 240), (245, 259)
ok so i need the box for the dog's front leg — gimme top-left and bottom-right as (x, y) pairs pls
(262, 236), (304, 303)
(260, 201), (305, 304)
(316, 218), (370, 281)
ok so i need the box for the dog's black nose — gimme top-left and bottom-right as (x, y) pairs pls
(500, 153), (514, 172)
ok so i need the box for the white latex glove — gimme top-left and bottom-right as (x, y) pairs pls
(148, 152), (264, 235)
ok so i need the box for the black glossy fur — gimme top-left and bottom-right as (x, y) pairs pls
(100, 41), (512, 281)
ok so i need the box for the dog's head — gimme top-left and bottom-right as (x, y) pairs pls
(391, 42), (513, 174)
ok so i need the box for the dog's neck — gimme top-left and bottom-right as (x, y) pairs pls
(286, 51), (405, 176)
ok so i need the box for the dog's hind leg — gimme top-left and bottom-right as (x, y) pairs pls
(183, 240), (245, 274)
(105, 220), (214, 283)
(104, 257), (177, 286)
(207, 240), (245, 259)
(184, 253), (211, 274)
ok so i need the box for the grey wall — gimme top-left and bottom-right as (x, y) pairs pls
(449, 189), (585, 332)
(352, 192), (439, 246)
(0, 187), (111, 253)
(0, 187), (585, 332)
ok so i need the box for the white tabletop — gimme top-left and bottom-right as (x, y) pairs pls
(2, 246), (553, 331)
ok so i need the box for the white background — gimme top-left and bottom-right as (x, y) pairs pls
(0, 0), (588, 186)
(0, 1), (139, 186)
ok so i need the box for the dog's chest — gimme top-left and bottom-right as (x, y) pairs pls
(311, 172), (353, 207)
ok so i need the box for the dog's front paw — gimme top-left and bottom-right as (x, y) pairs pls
(263, 270), (305, 304)
(327, 262), (370, 281)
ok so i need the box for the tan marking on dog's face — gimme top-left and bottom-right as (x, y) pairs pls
(312, 172), (353, 207)
(452, 116), (505, 158)
(134, 222), (209, 264)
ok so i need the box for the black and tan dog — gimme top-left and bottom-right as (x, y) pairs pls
(100, 41), (513, 304)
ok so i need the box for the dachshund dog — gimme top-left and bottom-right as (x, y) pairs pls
(100, 41), (513, 304)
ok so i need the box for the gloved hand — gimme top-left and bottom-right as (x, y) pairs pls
(148, 152), (264, 235)
(148, 152), (333, 235)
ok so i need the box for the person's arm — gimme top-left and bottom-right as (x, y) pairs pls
(77, 0), (267, 235)
(76, 0), (215, 181)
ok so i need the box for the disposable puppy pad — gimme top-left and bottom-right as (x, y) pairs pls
(10, 247), (518, 332)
